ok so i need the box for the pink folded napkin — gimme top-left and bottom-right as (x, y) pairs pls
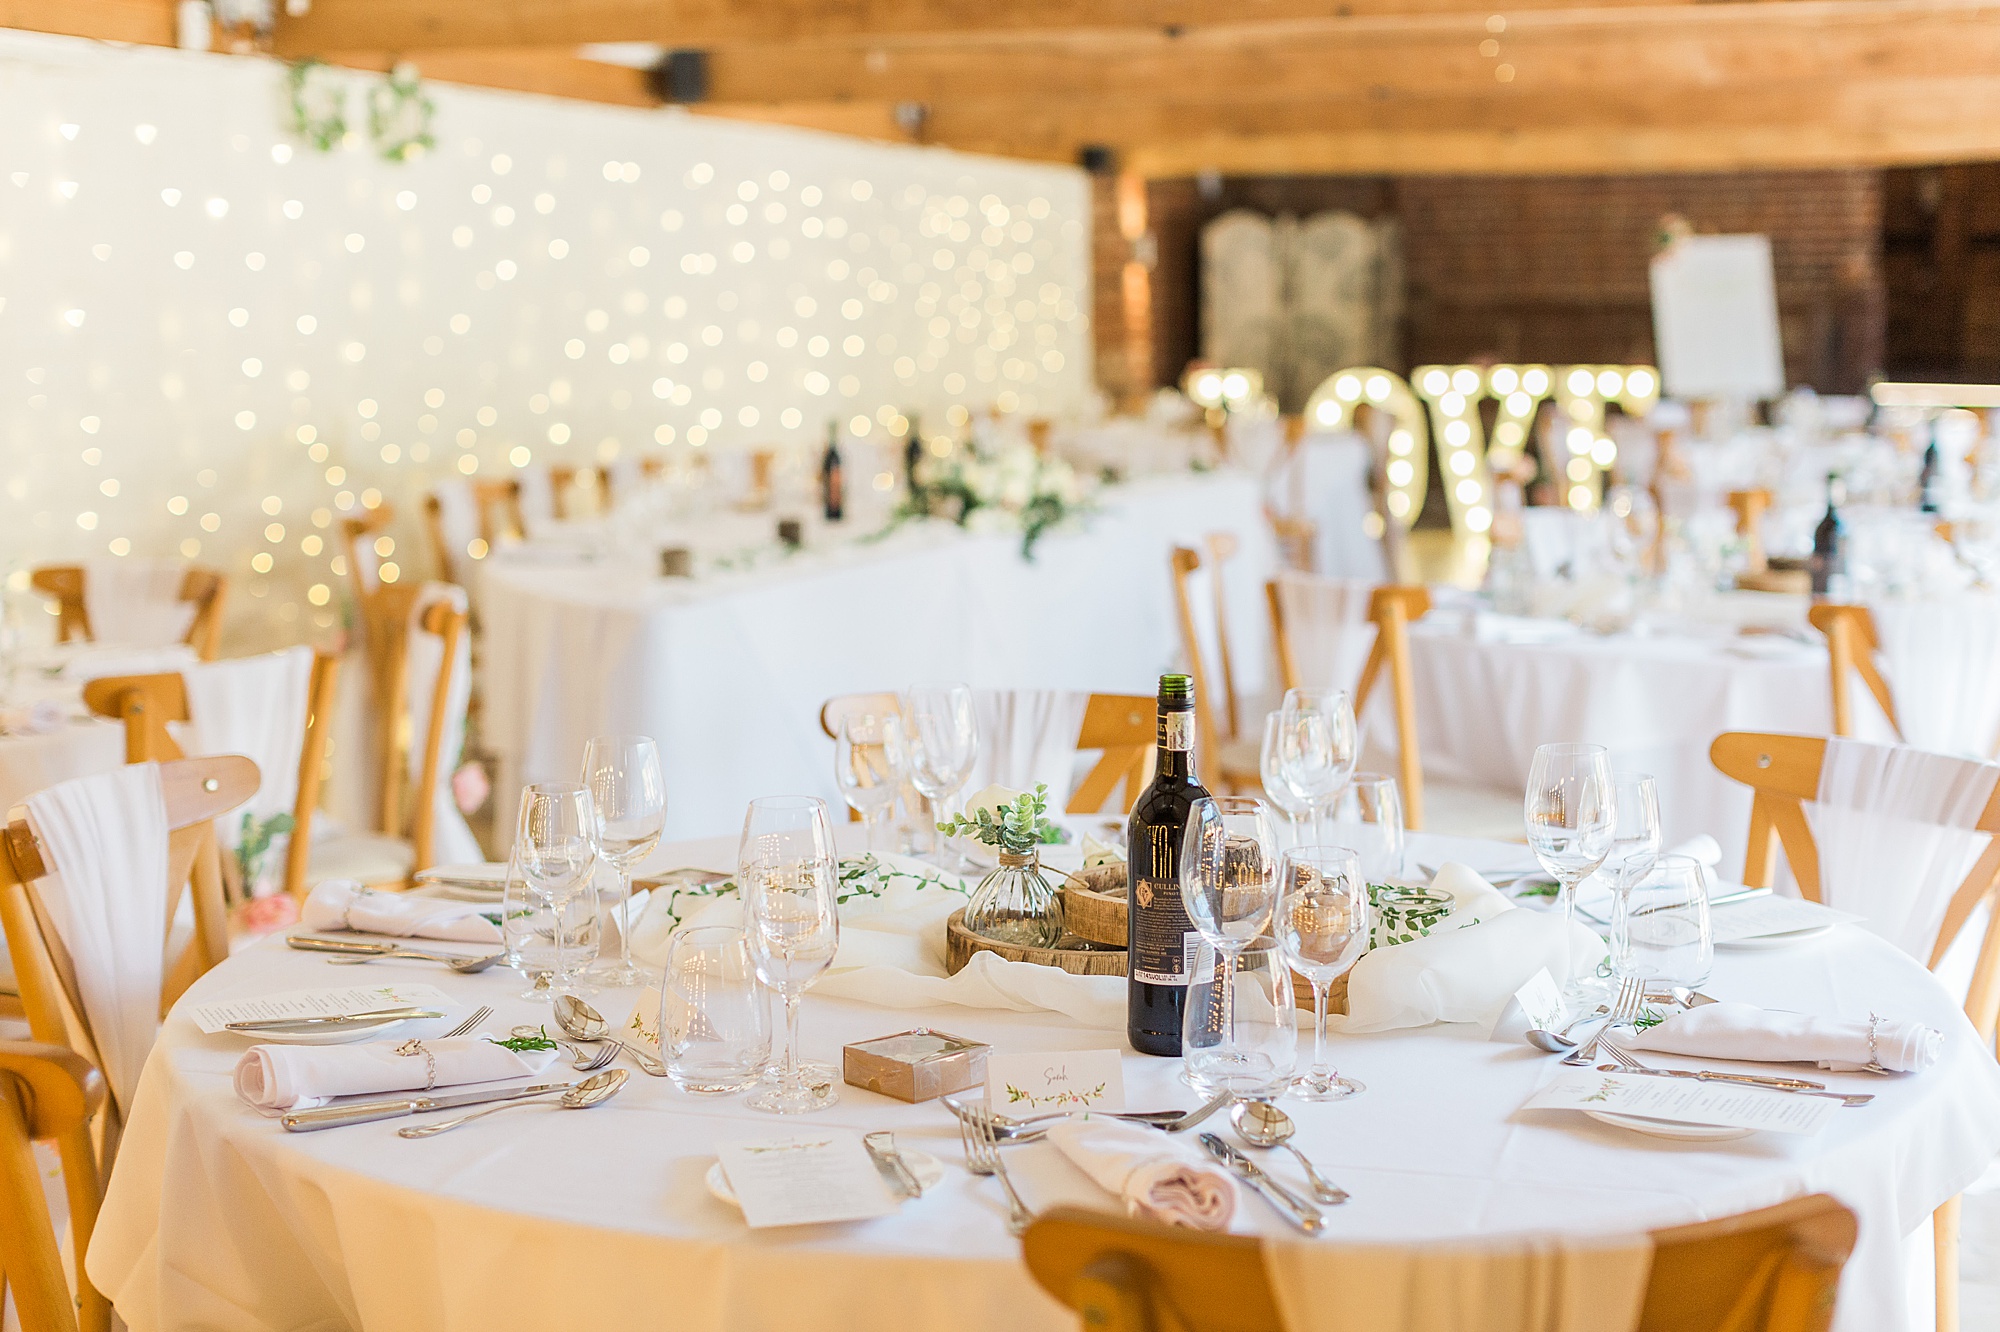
(1625, 1001), (1941, 1073)
(301, 879), (501, 944)
(1046, 1120), (1236, 1230)
(234, 1036), (560, 1111)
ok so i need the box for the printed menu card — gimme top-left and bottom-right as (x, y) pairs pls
(187, 984), (455, 1034)
(1524, 1069), (1839, 1134)
(717, 1132), (901, 1229)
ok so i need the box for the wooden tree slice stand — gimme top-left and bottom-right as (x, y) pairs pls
(944, 909), (1126, 977)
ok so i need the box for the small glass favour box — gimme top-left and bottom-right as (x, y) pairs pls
(842, 1028), (990, 1103)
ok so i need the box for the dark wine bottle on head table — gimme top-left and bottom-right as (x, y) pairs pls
(1126, 673), (1210, 1057)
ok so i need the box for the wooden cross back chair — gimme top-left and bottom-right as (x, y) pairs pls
(1266, 579), (1430, 830)
(818, 692), (1157, 816)
(423, 478), (525, 584)
(0, 753), (257, 1332)
(30, 564), (228, 661)
(1711, 730), (2000, 1332)
(80, 650), (342, 899)
(1807, 604), (1901, 740)
(1023, 1194), (1856, 1332)
(1, 1041), (105, 1332)
(1169, 541), (1260, 794)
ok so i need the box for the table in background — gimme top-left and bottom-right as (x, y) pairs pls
(478, 471), (1279, 838)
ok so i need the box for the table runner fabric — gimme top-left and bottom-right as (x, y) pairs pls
(23, 761), (170, 1112)
(82, 559), (196, 649)
(181, 645), (314, 851)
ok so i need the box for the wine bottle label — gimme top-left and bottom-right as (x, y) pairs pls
(1156, 711), (1193, 752)
(1131, 876), (1196, 985)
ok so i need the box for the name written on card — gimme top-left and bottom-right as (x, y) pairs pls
(986, 1049), (1125, 1113)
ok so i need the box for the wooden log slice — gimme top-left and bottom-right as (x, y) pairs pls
(945, 908), (1126, 977)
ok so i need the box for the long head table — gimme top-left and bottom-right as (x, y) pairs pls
(89, 831), (2000, 1332)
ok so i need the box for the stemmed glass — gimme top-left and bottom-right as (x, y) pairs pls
(1179, 796), (1279, 1085)
(581, 735), (667, 986)
(835, 711), (908, 857)
(1328, 772), (1405, 883)
(1524, 742), (1615, 928)
(1274, 845), (1369, 1101)
(906, 684), (979, 869)
(515, 782), (599, 999)
(739, 796), (842, 1115)
(1277, 688), (1358, 844)
(1259, 712), (1312, 848)
(1607, 772), (1662, 891)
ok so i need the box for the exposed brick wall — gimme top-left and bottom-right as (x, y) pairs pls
(1884, 164), (2000, 381)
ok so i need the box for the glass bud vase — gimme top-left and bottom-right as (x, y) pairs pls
(962, 850), (1065, 948)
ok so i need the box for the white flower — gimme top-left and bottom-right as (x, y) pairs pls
(964, 784), (1022, 822)
(1000, 475), (1032, 508)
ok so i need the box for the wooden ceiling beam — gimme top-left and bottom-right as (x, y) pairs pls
(326, 49), (657, 106)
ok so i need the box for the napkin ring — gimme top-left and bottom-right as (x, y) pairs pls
(396, 1038), (437, 1090)
(1864, 1013), (1888, 1074)
(339, 886), (380, 931)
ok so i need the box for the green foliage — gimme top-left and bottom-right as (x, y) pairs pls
(488, 1027), (557, 1053)
(235, 811), (297, 890)
(936, 785), (1056, 856)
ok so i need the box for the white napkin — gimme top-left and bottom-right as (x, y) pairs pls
(1046, 1120), (1236, 1230)
(233, 1036), (562, 1111)
(1664, 834), (1721, 869)
(1624, 1001), (1941, 1073)
(301, 879), (501, 944)
(1333, 864), (1607, 1034)
(0, 699), (64, 735)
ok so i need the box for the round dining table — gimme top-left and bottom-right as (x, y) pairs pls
(89, 830), (2000, 1332)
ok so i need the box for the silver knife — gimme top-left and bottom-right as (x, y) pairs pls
(1198, 1133), (1324, 1234)
(227, 1007), (443, 1032)
(280, 1080), (577, 1132)
(862, 1131), (923, 1199)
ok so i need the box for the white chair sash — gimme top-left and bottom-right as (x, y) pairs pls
(965, 689), (1091, 805)
(514, 465), (557, 539)
(24, 761), (172, 1113)
(1868, 595), (2000, 757)
(1273, 570), (1376, 699)
(429, 479), (483, 580)
(1180, 560), (1230, 726)
(405, 583), (481, 864)
(180, 646), (314, 851)
(1807, 736), (2000, 964)
(83, 559), (195, 648)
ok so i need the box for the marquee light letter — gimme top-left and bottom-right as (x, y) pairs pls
(1302, 368), (1431, 528)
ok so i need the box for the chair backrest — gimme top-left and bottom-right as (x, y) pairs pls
(1022, 1194), (1856, 1332)
(1169, 544), (1239, 781)
(1807, 604), (1899, 739)
(1712, 731), (2000, 1039)
(30, 564), (226, 661)
(81, 650), (341, 899)
(399, 595), (470, 870)
(0, 1041), (105, 1332)
(1267, 574), (1431, 829)
(1728, 487), (1774, 571)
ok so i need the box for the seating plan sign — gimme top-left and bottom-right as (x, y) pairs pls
(1649, 235), (1786, 401)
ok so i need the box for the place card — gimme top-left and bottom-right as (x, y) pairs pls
(716, 1132), (900, 1229)
(186, 984), (455, 1035)
(1523, 1068), (1839, 1135)
(1710, 895), (1859, 944)
(621, 986), (663, 1046)
(986, 1048), (1125, 1114)
(1512, 968), (1566, 1034)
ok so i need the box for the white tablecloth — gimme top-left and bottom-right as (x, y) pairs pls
(479, 472), (1279, 839)
(90, 830), (2000, 1332)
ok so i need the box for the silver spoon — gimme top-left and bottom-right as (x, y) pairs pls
(553, 994), (669, 1077)
(1525, 1003), (1610, 1054)
(511, 1025), (619, 1071)
(397, 1068), (629, 1137)
(1230, 1102), (1348, 1205)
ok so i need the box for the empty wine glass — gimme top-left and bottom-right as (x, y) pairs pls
(1327, 772), (1406, 883)
(1259, 711), (1312, 848)
(501, 847), (599, 1002)
(516, 782), (599, 998)
(1277, 688), (1357, 844)
(835, 711), (907, 857)
(1274, 845), (1368, 1101)
(581, 735), (667, 987)
(907, 683), (979, 869)
(1524, 742), (1615, 928)
(660, 926), (770, 1094)
(1180, 796), (1279, 1082)
(1608, 772), (1662, 889)
(739, 796), (842, 1114)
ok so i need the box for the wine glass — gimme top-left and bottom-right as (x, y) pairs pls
(1524, 742), (1615, 929)
(1277, 688), (1357, 844)
(907, 683), (979, 869)
(835, 711), (907, 857)
(1259, 711), (1312, 848)
(1179, 796), (1279, 1083)
(1274, 845), (1368, 1101)
(1327, 772), (1405, 883)
(738, 796), (842, 1114)
(1607, 771), (1662, 890)
(515, 782), (598, 998)
(1612, 854), (1714, 988)
(580, 735), (667, 986)
(660, 926), (770, 1094)
(501, 846), (599, 1002)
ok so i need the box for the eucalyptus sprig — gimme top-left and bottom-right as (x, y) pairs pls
(487, 1028), (557, 1053)
(937, 784), (1056, 856)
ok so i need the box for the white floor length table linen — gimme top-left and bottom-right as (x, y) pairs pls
(478, 472), (1278, 838)
(89, 830), (2000, 1332)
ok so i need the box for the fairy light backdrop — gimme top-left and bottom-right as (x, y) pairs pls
(0, 32), (1092, 649)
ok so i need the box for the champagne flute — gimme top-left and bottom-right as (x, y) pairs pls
(1274, 845), (1368, 1100)
(1328, 772), (1406, 883)
(835, 711), (907, 858)
(1179, 796), (1278, 1086)
(907, 683), (980, 869)
(739, 796), (842, 1115)
(1277, 688), (1358, 845)
(581, 735), (666, 987)
(1259, 711), (1312, 849)
(516, 782), (598, 998)
(1524, 742), (1615, 928)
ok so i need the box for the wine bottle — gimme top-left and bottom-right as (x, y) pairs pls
(1126, 673), (1210, 1057)
(1920, 437), (1942, 514)
(1810, 472), (1847, 597)
(820, 420), (845, 522)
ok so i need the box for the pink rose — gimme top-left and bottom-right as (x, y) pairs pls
(235, 893), (299, 937)
(452, 760), (491, 815)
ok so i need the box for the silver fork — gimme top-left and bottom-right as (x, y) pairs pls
(440, 1005), (493, 1039)
(1595, 1041), (1875, 1105)
(961, 1108), (1033, 1235)
(1563, 976), (1643, 1067)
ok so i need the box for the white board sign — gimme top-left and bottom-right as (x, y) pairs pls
(1649, 235), (1786, 400)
